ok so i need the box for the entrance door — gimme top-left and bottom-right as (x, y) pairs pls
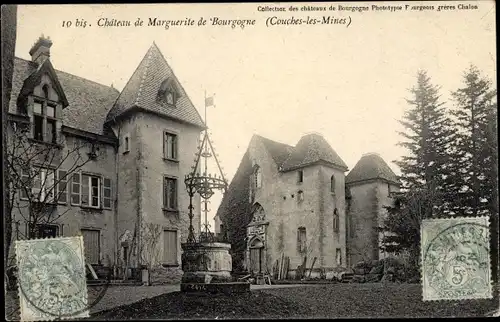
(81, 229), (100, 265)
(249, 238), (264, 274)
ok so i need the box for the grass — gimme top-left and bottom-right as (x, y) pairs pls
(88, 290), (312, 320)
(90, 283), (499, 319)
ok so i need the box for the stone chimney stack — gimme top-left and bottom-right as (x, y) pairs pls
(29, 35), (53, 65)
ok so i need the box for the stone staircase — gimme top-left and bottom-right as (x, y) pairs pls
(341, 272), (354, 283)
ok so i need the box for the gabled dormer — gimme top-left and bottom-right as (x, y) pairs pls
(157, 77), (181, 107)
(16, 36), (69, 145)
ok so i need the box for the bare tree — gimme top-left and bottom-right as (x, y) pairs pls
(138, 221), (163, 286)
(5, 121), (102, 264)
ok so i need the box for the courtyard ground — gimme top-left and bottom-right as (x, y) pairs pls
(6, 283), (498, 320)
(91, 283), (498, 319)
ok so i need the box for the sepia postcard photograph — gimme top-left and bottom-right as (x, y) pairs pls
(2, 1), (498, 320)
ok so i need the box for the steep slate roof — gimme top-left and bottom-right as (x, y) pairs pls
(255, 134), (294, 167)
(346, 153), (399, 184)
(280, 133), (348, 171)
(105, 43), (205, 128)
(10, 57), (120, 136)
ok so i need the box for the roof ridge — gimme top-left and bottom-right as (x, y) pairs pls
(135, 45), (155, 105)
(15, 56), (118, 92)
(255, 134), (294, 148)
(153, 43), (206, 127)
(108, 45), (154, 114)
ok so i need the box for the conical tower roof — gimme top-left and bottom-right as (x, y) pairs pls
(106, 43), (205, 128)
(346, 153), (399, 184)
(281, 133), (348, 171)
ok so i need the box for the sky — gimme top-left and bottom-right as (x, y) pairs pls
(14, 2), (497, 228)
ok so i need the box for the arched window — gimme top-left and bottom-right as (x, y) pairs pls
(333, 208), (339, 233)
(330, 175), (336, 194)
(255, 166), (262, 188)
(252, 165), (262, 189)
(42, 84), (50, 99)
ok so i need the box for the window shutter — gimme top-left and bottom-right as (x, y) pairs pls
(297, 229), (301, 253)
(57, 170), (68, 204)
(20, 168), (30, 199)
(71, 172), (81, 205)
(172, 136), (177, 159)
(163, 133), (166, 158)
(45, 170), (55, 203)
(100, 177), (104, 209)
(103, 178), (112, 209)
(32, 170), (42, 202)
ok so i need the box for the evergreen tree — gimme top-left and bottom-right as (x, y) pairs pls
(449, 65), (497, 282)
(394, 70), (454, 214)
(449, 65), (497, 216)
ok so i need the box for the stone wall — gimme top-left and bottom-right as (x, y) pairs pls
(10, 134), (118, 267)
(136, 112), (202, 272)
(150, 266), (184, 284)
(346, 181), (379, 266)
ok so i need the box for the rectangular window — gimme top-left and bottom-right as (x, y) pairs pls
(298, 170), (304, 183)
(34, 115), (44, 141)
(163, 230), (178, 265)
(33, 102), (43, 114)
(336, 248), (342, 266)
(81, 174), (100, 208)
(57, 170), (68, 204)
(46, 119), (56, 143)
(32, 101), (58, 143)
(32, 224), (58, 239)
(163, 177), (178, 210)
(20, 168), (30, 199)
(297, 227), (307, 253)
(103, 178), (112, 209)
(28, 168), (55, 203)
(82, 174), (90, 206)
(71, 173), (81, 205)
(124, 136), (130, 153)
(46, 105), (55, 118)
(163, 132), (178, 160)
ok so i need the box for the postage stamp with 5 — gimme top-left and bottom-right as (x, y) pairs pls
(421, 216), (492, 301)
(15, 236), (90, 320)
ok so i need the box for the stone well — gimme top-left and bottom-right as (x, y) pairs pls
(181, 242), (232, 283)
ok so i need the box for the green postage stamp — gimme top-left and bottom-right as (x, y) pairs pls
(421, 216), (492, 301)
(15, 236), (89, 320)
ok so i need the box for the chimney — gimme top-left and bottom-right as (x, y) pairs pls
(29, 35), (53, 65)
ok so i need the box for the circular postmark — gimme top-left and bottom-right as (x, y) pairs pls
(423, 222), (490, 298)
(17, 239), (110, 319)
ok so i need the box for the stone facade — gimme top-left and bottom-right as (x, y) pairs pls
(6, 36), (204, 283)
(217, 137), (400, 275)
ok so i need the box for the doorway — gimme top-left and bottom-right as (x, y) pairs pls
(249, 238), (264, 274)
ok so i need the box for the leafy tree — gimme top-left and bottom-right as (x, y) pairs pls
(394, 70), (455, 214)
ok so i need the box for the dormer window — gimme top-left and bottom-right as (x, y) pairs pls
(32, 87), (58, 144)
(158, 78), (179, 106)
(166, 90), (175, 105)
